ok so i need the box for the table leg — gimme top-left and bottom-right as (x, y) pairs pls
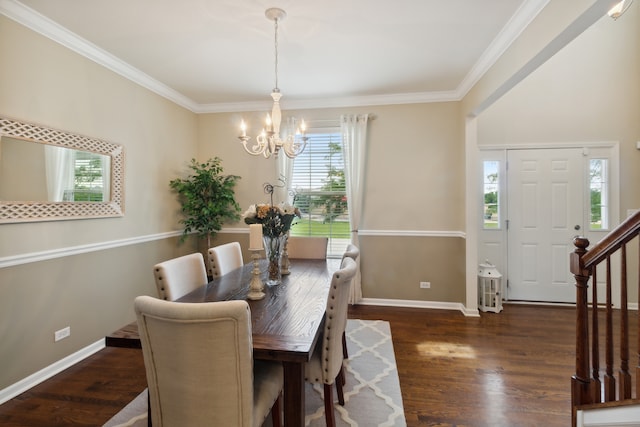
(282, 361), (305, 427)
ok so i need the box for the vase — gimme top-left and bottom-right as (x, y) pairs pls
(263, 235), (286, 286)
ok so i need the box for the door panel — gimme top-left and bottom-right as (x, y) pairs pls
(507, 148), (583, 302)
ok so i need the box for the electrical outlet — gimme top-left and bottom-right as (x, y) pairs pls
(420, 281), (431, 289)
(54, 326), (70, 342)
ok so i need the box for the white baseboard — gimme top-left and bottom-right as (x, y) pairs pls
(0, 339), (105, 405)
(358, 298), (480, 317)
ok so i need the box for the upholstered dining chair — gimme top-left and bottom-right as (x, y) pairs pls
(152, 253), (208, 301)
(304, 257), (358, 427)
(208, 241), (244, 278)
(342, 243), (360, 261)
(134, 296), (283, 427)
(340, 243), (360, 359)
(286, 236), (328, 259)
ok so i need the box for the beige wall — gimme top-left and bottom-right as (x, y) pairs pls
(478, 3), (639, 212)
(0, 17), (199, 390)
(198, 102), (466, 305)
(0, 138), (47, 201)
(198, 103), (465, 231)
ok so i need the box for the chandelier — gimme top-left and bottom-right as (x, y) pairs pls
(238, 8), (308, 159)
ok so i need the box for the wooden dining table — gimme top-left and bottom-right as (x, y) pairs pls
(106, 257), (340, 427)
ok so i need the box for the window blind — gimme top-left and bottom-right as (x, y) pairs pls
(290, 131), (350, 257)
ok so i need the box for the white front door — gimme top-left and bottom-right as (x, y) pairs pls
(506, 148), (584, 303)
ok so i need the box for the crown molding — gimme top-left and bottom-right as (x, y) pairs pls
(193, 90), (462, 113)
(456, 0), (550, 99)
(1, 0), (547, 114)
(0, 0), (199, 112)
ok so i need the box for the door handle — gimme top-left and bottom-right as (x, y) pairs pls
(574, 225), (581, 231)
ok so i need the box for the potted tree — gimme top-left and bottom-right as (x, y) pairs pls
(169, 157), (241, 250)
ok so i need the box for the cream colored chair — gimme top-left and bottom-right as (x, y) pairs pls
(340, 243), (360, 359)
(304, 257), (358, 427)
(286, 236), (328, 259)
(153, 253), (208, 301)
(342, 243), (360, 261)
(208, 242), (244, 278)
(134, 296), (283, 427)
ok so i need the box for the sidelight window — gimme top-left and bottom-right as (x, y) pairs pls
(589, 159), (609, 230)
(483, 161), (500, 229)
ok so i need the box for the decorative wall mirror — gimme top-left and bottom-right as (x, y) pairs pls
(0, 116), (125, 223)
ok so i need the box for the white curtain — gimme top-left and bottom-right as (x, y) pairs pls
(44, 145), (74, 202)
(341, 114), (369, 304)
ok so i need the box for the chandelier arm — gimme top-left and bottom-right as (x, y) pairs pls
(282, 134), (308, 158)
(239, 135), (269, 157)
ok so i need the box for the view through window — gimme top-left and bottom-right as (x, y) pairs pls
(290, 130), (350, 257)
(483, 160), (500, 229)
(589, 158), (608, 230)
(64, 151), (107, 202)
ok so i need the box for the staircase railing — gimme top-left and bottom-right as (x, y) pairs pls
(571, 210), (640, 426)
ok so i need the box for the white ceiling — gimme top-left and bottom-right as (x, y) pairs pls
(3, 0), (549, 112)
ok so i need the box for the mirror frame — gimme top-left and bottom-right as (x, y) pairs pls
(0, 116), (125, 223)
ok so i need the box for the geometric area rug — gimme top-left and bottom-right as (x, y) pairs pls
(103, 319), (406, 427)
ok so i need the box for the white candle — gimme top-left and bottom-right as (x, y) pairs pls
(249, 224), (264, 250)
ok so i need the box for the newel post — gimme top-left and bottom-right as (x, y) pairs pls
(571, 236), (592, 425)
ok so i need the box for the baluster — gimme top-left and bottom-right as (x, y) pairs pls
(604, 256), (615, 401)
(590, 266), (601, 402)
(571, 236), (592, 417)
(619, 243), (631, 399)
(636, 237), (640, 397)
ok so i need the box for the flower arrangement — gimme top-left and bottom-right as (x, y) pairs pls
(243, 202), (301, 238)
(243, 181), (301, 238)
(243, 182), (301, 285)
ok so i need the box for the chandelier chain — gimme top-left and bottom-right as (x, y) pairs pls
(274, 17), (279, 91)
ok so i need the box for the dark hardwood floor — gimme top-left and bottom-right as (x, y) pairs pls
(0, 304), (591, 426)
(352, 304), (577, 427)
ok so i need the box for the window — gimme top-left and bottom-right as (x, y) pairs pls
(290, 130), (350, 257)
(63, 151), (108, 202)
(483, 161), (500, 229)
(589, 159), (609, 230)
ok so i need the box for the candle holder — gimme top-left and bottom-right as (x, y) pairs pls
(247, 249), (265, 300)
(281, 232), (290, 275)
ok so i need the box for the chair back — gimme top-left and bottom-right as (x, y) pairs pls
(319, 257), (358, 382)
(287, 236), (328, 259)
(134, 296), (254, 427)
(153, 253), (207, 301)
(208, 242), (244, 278)
(342, 243), (360, 261)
